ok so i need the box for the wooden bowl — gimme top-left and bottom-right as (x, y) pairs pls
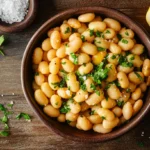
(0, 0), (38, 33)
(21, 7), (150, 142)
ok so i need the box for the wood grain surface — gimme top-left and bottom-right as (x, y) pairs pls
(0, 0), (150, 149)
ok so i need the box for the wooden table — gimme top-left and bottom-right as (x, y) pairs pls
(0, 0), (150, 149)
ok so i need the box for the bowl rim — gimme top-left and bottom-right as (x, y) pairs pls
(0, 0), (38, 33)
(21, 6), (150, 142)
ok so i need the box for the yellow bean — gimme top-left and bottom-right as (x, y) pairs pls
(67, 81), (80, 92)
(47, 27), (60, 37)
(81, 42), (98, 55)
(97, 108), (115, 121)
(78, 53), (91, 65)
(106, 64), (117, 82)
(42, 38), (52, 51)
(38, 61), (49, 75)
(127, 82), (136, 92)
(91, 104), (101, 115)
(56, 45), (67, 58)
(66, 112), (78, 122)
(112, 107), (122, 117)
(68, 18), (81, 28)
(74, 89), (89, 103)
(101, 98), (116, 109)
(122, 102), (133, 120)
(131, 44), (144, 55)
(80, 102), (90, 112)
(103, 117), (119, 129)
(50, 94), (62, 109)
(103, 28), (116, 39)
(57, 88), (72, 99)
(77, 116), (92, 131)
(117, 65), (134, 74)
(34, 89), (48, 106)
(49, 57), (60, 75)
(81, 30), (95, 42)
(89, 21), (106, 32)
(107, 53), (119, 65)
(103, 18), (121, 31)
(131, 88), (142, 100)
(139, 82), (147, 92)
(84, 77), (94, 92)
(78, 13), (95, 22)
(92, 16), (102, 21)
(117, 71), (129, 88)
(77, 23), (87, 34)
(33, 47), (43, 64)
(43, 105), (60, 117)
(32, 81), (40, 91)
(34, 72), (45, 86)
(57, 114), (66, 122)
(86, 89), (104, 106)
(69, 102), (81, 114)
(61, 59), (75, 73)
(41, 82), (54, 98)
(60, 23), (72, 40)
(87, 115), (102, 124)
(94, 37), (110, 49)
(119, 28), (134, 39)
(78, 62), (93, 75)
(50, 30), (61, 49)
(128, 72), (144, 84)
(93, 124), (112, 133)
(142, 59), (150, 76)
(109, 42), (122, 54)
(47, 49), (56, 61)
(133, 99), (143, 115)
(48, 74), (60, 90)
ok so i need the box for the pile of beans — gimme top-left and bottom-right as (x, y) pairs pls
(32, 13), (150, 133)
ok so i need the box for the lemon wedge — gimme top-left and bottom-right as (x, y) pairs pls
(146, 7), (150, 26)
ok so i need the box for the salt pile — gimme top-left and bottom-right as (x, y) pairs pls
(0, 0), (29, 24)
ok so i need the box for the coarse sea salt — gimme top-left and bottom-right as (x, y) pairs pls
(0, 0), (29, 24)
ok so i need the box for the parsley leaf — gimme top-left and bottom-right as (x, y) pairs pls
(111, 55), (116, 59)
(89, 29), (94, 36)
(117, 100), (125, 107)
(35, 72), (39, 76)
(121, 39), (128, 44)
(135, 72), (143, 81)
(81, 35), (86, 42)
(97, 47), (106, 51)
(130, 56), (135, 61)
(105, 30), (111, 34)
(70, 53), (78, 65)
(0, 131), (9, 137)
(0, 35), (5, 46)
(64, 27), (70, 34)
(117, 34), (122, 41)
(90, 84), (100, 96)
(125, 31), (129, 36)
(80, 84), (87, 91)
(101, 116), (106, 120)
(1, 115), (8, 123)
(126, 88), (131, 93)
(16, 113), (31, 121)
(96, 31), (102, 37)
(60, 102), (70, 113)
(61, 62), (66, 65)
(90, 110), (95, 115)
(121, 62), (133, 68)
(66, 120), (71, 124)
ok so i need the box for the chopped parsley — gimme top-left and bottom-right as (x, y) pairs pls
(106, 96), (109, 101)
(90, 110), (95, 115)
(101, 116), (106, 120)
(80, 84), (87, 91)
(51, 82), (60, 88)
(117, 34), (122, 41)
(135, 72), (143, 81)
(90, 84), (100, 96)
(61, 62), (66, 65)
(111, 55), (116, 59)
(0, 131), (9, 137)
(64, 27), (70, 34)
(96, 31), (102, 37)
(16, 113), (31, 121)
(70, 53), (78, 65)
(97, 47), (106, 51)
(65, 43), (69, 47)
(105, 30), (111, 34)
(72, 28), (77, 33)
(0, 35), (5, 46)
(35, 72), (39, 76)
(125, 31), (129, 36)
(117, 100), (125, 107)
(130, 56), (135, 61)
(121, 39), (128, 44)
(89, 29), (94, 36)
(66, 120), (71, 124)
(60, 102), (70, 113)
(81, 35), (86, 42)
(121, 62), (133, 68)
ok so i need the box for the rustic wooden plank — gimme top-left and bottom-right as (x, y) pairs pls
(0, 0), (150, 149)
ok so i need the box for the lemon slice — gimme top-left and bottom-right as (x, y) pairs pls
(146, 7), (150, 26)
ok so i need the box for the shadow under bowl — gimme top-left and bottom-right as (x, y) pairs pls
(21, 7), (150, 142)
(0, 0), (38, 33)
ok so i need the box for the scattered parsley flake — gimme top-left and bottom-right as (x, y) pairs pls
(121, 62), (133, 68)
(111, 55), (116, 59)
(117, 34), (122, 41)
(96, 31), (102, 37)
(61, 62), (66, 65)
(66, 120), (71, 124)
(130, 56), (135, 61)
(81, 35), (86, 42)
(121, 39), (128, 44)
(89, 29), (94, 36)
(101, 116), (106, 120)
(117, 100), (125, 107)
(16, 113), (31, 121)
(0, 35), (5, 46)
(90, 110), (95, 115)
(65, 43), (69, 47)
(97, 47), (106, 51)
(60, 102), (70, 114)
(125, 31), (129, 36)
(0, 131), (9, 137)
(135, 72), (143, 81)
(70, 53), (78, 65)
(64, 27), (70, 34)
(126, 88), (131, 93)
(105, 30), (111, 34)
(80, 84), (87, 91)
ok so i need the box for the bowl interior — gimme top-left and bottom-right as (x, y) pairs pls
(22, 7), (150, 142)
(0, 0), (37, 32)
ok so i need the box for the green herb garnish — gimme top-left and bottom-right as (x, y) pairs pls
(0, 131), (9, 137)
(96, 31), (102, 37)
(125, 31), (129, 36)
(0, 50), (5, 56)
(60, 102), (70, 114)
(66, 120), (71, 124)
(126, 88), (131, 93)
(90, 110), (95, 115)
(70, 53), (78, 65)
(117, 100), (125, 107)
(121, 39), (128, 44)
(101, 116), (106, 120)
(130, 56), (135, 61)
(64, 27), (70, 34)
(89, 29), (94, 36)
(105, 30), (111, 34)
(16, 113), (31, 121)
(121, 62), (133, 68)
(117, 34), (122, 41)
(111, 55), (116, 59)
(35, 72), (39, 76)
(135, 72), (143, 81)
(0, 35), (5, 46)
(61, 62), (66, 65)
(81, 35), (86, 42)
(97, 47), (106, 51)
(80, 84), (87, 91)
(90, 84), (100, 96)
